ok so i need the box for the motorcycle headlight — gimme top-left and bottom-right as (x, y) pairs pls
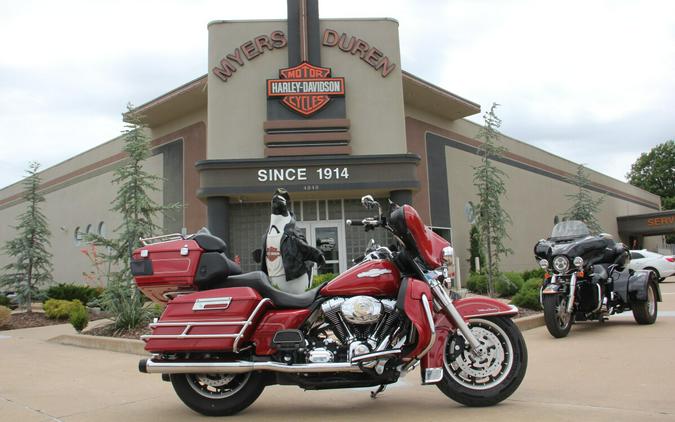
(552, 256), (569, 273)
(573, 256), (584, 268)
(538, 259), (549, 270)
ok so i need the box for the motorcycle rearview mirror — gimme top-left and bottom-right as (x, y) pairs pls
(360, 195), (382, 217)
(361, 195), (376, 208)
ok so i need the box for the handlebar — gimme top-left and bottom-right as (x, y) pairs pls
(346, 218), (380, 228)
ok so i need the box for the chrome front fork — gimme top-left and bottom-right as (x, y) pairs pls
(566, 273), (577, 314)
(430, 281), (482, 353)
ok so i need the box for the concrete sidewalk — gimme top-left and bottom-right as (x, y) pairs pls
(1, 279), (674, 421)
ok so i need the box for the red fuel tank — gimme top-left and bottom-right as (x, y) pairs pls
(320, 260), (401, 297)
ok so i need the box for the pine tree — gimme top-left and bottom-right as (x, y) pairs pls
(468, 224), (485, 273)
(89, 104), (177, 330)
(472, 103), (512, 297)
(563, 164), (604, 234)
(1, 162), (53, 312)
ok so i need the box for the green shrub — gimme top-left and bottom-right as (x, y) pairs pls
(0, 295), (10, 307)
(521, 268), (546, 282)
(46, 283), (101, 304)
(466, 272), (488, 294)
(43, 299), (84, 319)
(495, 272), (524, 297)
(523, 277), (544, 290)
(150, 302), (166, 319)
(0, 305), (11, 327)
(308, 273), (337, 290)
(511, 277), (544, 310)
(69, 305), (89, 332)
(101, 279), (152, 330)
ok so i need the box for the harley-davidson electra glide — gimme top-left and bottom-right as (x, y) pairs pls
(535, 220), (661, 338)
(131, 196), (527, 416)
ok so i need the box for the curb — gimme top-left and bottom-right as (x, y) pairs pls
(514, 314), (545, 331)
(48, 334), (146, 356)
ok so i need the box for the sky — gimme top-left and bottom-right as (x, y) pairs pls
(1, 0), (673, 188)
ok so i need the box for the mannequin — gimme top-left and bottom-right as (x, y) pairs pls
(259, 188), (325, 294)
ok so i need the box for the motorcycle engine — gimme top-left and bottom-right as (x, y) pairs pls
(313, 297), (400, 362)
(341, 296), (382, 324)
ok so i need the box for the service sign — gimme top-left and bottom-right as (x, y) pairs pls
(267, 62), (345, 116)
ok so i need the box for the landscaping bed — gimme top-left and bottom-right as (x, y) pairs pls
(0, 308), (110, 331)
(1, 311), (66, 330)
(84, 323), (149, 340)
(515, 307), (541, 318)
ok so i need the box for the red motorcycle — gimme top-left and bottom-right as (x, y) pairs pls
(131, 195), (527, 416)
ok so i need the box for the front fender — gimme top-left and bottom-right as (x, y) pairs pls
(453, 296), (519, 319)
(541, 283), (562, 294)
(421, 296), (517, 381)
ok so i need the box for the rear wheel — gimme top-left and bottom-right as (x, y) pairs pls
(170, 372), (265, 416)
(543, 294), (573, 338)
(436, 317), (527, 407)
(632, 281), (658, 325)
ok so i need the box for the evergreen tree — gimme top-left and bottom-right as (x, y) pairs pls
(472, 103), (512, 297)
(1, 162), (53, 312)
(563, 164), (604, 234)
(89, 104), (177, 330)
(468, 224), (485, 273)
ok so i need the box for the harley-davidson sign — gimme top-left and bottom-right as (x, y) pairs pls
(267, 62), (345, 117)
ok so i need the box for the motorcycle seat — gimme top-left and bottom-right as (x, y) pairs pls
(217, 271), (321, 309)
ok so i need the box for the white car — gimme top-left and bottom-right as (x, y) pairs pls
(629, 250), (675, 282)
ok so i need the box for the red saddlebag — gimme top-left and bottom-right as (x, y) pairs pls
(143, 287), (268, 353)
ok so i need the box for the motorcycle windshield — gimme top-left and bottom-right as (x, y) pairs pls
(550, 221), (590, 240)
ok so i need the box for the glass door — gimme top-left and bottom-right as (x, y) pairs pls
(296, 220), (346, 275)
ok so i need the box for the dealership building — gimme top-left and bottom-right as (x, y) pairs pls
(0, 1), (669, 285)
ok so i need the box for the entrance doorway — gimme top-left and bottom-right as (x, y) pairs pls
(296, 220), (347, 275)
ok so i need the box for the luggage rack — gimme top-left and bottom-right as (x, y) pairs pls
(142, 298), (272, 353)
(140, 233), (187, 246)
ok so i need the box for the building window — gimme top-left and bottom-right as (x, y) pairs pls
(97, 221), (106, 237)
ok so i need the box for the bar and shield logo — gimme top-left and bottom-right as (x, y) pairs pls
(267, 62), (345, 117)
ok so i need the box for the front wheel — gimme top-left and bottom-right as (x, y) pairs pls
(170, 372), (265, 416)
(436, 317), (528, 407)
(543, 294), (573, 338)
(632, 281), (658, 325)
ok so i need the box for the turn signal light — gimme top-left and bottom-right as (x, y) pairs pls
(665, 257), (675, 263)
(544, 273), (551, 279)
(577, 271), (584, 277)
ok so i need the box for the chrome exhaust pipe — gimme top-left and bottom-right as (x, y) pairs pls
(140, 359), (365, 375)
(350, 349), (401, 363)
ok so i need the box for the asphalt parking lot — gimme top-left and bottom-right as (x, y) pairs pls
(1, 279), (674, 422)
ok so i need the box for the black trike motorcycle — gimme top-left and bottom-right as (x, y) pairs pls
(534, 220), (661, 338)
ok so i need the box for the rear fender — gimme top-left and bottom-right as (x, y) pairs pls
(420, 296), (517, 380)
(628, 270), (662, 302)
